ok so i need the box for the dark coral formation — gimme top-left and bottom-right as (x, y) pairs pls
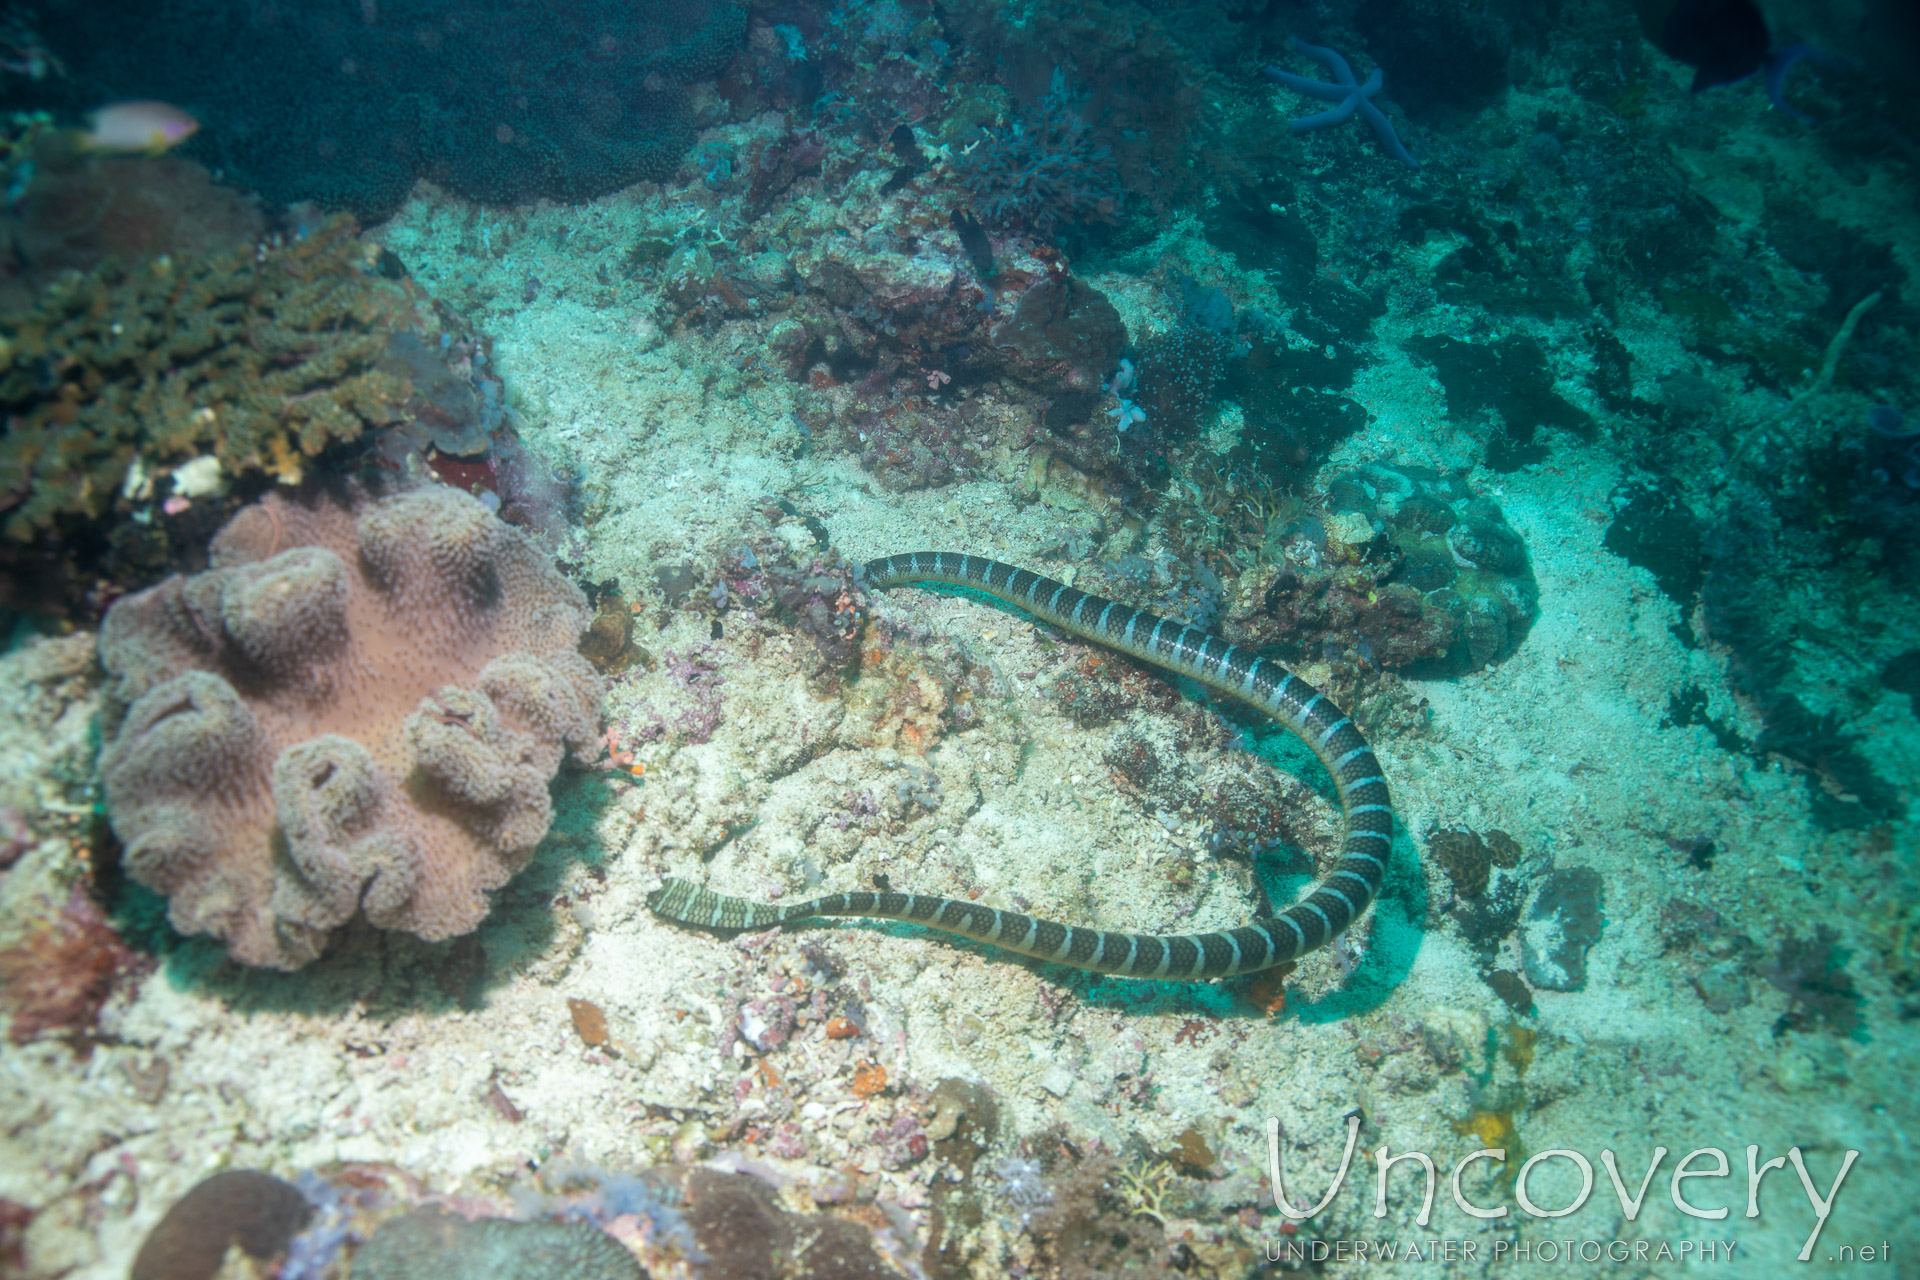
(1763, 926), (1864, 1037)
(98, 484), (603, 969)
(683, 1168), (897, 1280)
(1520, 867), (1604, 993)
(131, 1171), (311, 1280)
(1405, 334), (1595, 472)
(38, 0), (746, 217)
(1426, 826), (1520, 900)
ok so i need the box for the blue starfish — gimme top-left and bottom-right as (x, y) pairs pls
(1262, 37), (1418, 170)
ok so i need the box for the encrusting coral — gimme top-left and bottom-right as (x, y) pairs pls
(0, 217), (424, 544)
(97, 483), (604, 969)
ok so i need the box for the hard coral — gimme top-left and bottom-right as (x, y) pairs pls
(0, 217), (468, 557)
(955, 76), (1125, 235)
(1226, 464), (1538, 676)
(353, 1209), (643, 1280)
(98, 484), (603, 969)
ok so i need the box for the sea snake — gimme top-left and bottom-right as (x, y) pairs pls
(647, 552), (1393, 979)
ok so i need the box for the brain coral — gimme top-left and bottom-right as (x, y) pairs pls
(98, 484), (603, 969)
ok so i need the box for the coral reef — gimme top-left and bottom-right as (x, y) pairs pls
(0, 218), (414, 542)
(1223, 464), (1536, 676)
(0, 216), (563, 618)
(97, 483), (603, 969)
(1025, 1143), (1171, 1279)
(954, 74), (1126, 234)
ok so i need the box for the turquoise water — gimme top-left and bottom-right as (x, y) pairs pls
(0, 0), (1913, 1275)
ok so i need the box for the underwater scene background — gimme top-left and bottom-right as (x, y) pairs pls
(0, 0), (1914, 1274)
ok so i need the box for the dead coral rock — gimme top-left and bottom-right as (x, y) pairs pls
(0, 885), (138, 1044)
(684, 1169), (896, 1280)
(1520, 867), (1604, 993)
(98, 484), (604, 969)
(1224, 465), (1539, 676)
(131, 1170), (311, 1280)
(990, 274), (1127, 397)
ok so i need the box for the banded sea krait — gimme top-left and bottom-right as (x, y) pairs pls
(647, 553), (1394, 979)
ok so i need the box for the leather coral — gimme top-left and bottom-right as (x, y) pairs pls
(98, 484), (603, 969)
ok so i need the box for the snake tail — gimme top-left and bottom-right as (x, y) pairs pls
(645, 552), (1394, 979)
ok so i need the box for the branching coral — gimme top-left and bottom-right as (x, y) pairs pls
(956, 75), (1126, 235)
(98, 483), (603, 969)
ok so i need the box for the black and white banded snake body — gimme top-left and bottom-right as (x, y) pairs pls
(647, 552), (1394, 980)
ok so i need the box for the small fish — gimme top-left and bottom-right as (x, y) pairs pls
(81, 101), (200, 155)
(1635, 0), (1831, 117)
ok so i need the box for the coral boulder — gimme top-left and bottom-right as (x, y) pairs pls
(99, 485), (603, 969)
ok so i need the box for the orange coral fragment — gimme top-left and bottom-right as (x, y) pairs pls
(1242, 962), (1297, 1015)
(566, 997), (609, 1048)
(850, 1061), (888, 1097)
